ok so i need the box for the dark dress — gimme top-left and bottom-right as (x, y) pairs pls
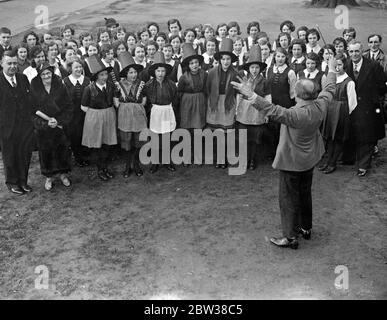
(266, 66), (295, 109)
(178, 69), (207, 129)
(298, 69), (324, 94)
(289, 57), (306, 77)
(63, 75), (91, 163)
(31, 75), (73, 177)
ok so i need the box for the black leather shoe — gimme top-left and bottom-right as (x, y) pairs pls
(10, 186), (25, 195)
(357, 169), (367, 177)
(167, 164), (176, 172)
(323, 166), (336, 174)
(97, 170), (109, 181)
(149, 164), (159, 174)
(220, 163), (228, 169)
(270, 237), (299, 249)
(20, 185), (33, 193)
(134, 166), (143, 176)
(248, 161), (256, 170)
(318, 164), (328, 171)
(104, 169), (114, 179)
(339, 160), (355, 165)
(298, 228), (311, 240)
(122, 168), (132, 178)
(215, 163), (221, 169)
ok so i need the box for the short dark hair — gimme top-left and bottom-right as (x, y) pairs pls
(112, 40), (128, 56)
(183, 28), (197, 39)
(67, 57), (85, 71)
(289, 39), (306, 53)
(156, 32), (168, 42)
(61, 24), (75, 36)
(215, 23), (227, 36)
(333, 37), (347, 50)
(167, 19), (182, 31)
(280, 20), (295, 32)
(2, 49), (17, 59)
(296, 26), (308, 37)
(0, 27), (11, 35)
(124, 32), (137, 43)
(100, 44), (113, 58)
(368, 34), (382, 43)
(247, 21), (261, 34)
(147, 22), (160, 33)
(97, 28), (111, 40)
(227, 21), (241, 35)
(306, 52), (320, 64)
(319, 44), (336, 60)
(334, 52), (347, 67)
(79, 32), (93, 45)
(259, 39), (272, 51)
(204, 36), (218, 50)
(146, 39), (159, 51)
(306, 28), (320, 41)
(61, 47), (75, 61)
(169, 34), (182, 43)
(23, 31), (39, 44)
(137, 27), (151, 40)
(85, 42), (100, 55)
(343, 27), (356, 38)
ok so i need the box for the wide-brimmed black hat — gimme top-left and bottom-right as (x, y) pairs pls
(214, 38), (238, 63)
(148, 51), (173, 78)
(36, 61), (55, 76)
(181, 43), (204, 68)
(85, 55), (113, 81)
(242, 44), (267, 71)
(117, 51), (144, 77)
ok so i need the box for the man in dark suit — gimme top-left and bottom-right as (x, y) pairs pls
(345, 40), (386, 176)
(0, 27), (12, 60)
(0, 50), (35, 194)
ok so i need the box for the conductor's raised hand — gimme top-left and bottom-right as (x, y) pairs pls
(230, 76), (254, 99)
(328, 55), (338, 73)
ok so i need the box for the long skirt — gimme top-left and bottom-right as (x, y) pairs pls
(323, 100), (350, 143)
(118, 102), (147, 132)
(82, 107), (117, 148)
(180, 92), (207, 129)
(36, 127), (71, 177)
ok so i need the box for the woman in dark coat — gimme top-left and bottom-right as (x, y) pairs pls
(31, 62), (73, 191)
(63, 58), (91, 167)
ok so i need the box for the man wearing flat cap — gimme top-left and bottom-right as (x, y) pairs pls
(231, 56), (338, 249)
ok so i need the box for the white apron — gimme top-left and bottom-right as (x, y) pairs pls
(149, 103), (176, 134)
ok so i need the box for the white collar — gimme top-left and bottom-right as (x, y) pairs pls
(303, 68), (319, 78)
(3, 71), (16, 86)
(273, 64), (288, 73)
(353, 58), (363, 69)
(102, 59), (113, 67)
(95, 82), (106, 91)
(291, 56), (305, 64)
(336, 72), (349, 84)
(370, 50), (380, 58)
(69, 74), (84, 86)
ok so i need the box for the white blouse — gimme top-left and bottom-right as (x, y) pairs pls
(337, 73), (357, 114)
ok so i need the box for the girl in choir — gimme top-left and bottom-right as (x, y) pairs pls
(125, 32), (137, 55)
(78, 32), (93, 57)
(147, 22), (159, 40)
(162, 43), (180, 83)
(23, 31), (39, 52)
(146, 40), (158, 64)
(236, 45), (270, 170)
(170, 35), (183, 61)
(97, 28), (112, 48)
(183, 28), (201, 54)
(23, 45), (46, 82)
(115, 27), (127, 41)
(115, 52), (147, 177)
(203, 24), (215, 42)
(155, 32), (168, 51)
(83, 42), (100, 78)
(31, 62), (73, 191)
(280, 20), (295, 39)
(63, 58), (91, 167)
(333, 37), (347, 57)
(137, 27), (151, 47)
(319, 53), (357, 174)
(296, 26), (308, 41)
(178, 43), (208, 165)
(215, 23), (228, 44)
(297, 52), (325, 94)
(276, 32), (291, 53)
(260, 40), (274, 71)
(167, 18), (182, 38)
(15, 43), (30, 74)
(227, 21), (241, 42)
(232, 36), (247, 68)
(202, 36), (218, 71)
(289, 39), (306, 76)
(112, 40), (128, 57)
(61, 25), (75, 42)
(99, 44), (120, 86)
(59, 47), (76, 78)
(319, 44), (335, 75)
(206, 38), (238, 168)
(244, 21), (260, 51)
(305, 28), (321, 54)
(81, 55), (120, 181)
(143, 51), (178, 173)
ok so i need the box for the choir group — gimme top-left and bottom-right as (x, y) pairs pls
(0, 17), (386, 194)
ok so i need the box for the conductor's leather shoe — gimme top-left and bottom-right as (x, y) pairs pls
(20, 185), (33, 193)
(270, 237), (299, 249)
(103, 169), (114, 179)
(357, 169), (367, 177)
(10, 186), (25, 195)
(298, 228), (311, 240)
(248, 161), (256, 170)
(323, 166), (336, 174)
(318, 164), (328, 171)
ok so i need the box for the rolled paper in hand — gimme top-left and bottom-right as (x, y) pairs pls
(36, 110), (63, 129)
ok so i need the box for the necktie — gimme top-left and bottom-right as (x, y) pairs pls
(209, 57), (214, 65)
(74, 80), (82, 100)
(353, 64), (359, 79)
(307, 73), (310, 78)
(10, 77), (16, 88)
